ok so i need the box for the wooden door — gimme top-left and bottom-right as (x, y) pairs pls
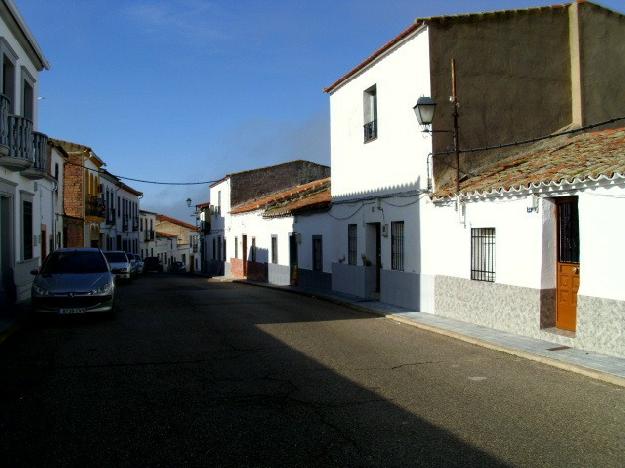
(289, 234), (298, 286)
(556, 198), (580, 331)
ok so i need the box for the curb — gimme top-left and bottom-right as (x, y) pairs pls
(236, 280), (625, 388)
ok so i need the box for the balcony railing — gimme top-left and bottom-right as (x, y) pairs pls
(132, 219), (139, 232)
(0, 94), (9, 153)
(144, 230), (154, 242)
(22, 131), (49, 179)
(200, 220), (211, 234)
(86, 195), (105, 218)
(0, 104), (35, 171)
(122, 217), (129, 232)
(363, 120), (377, 143)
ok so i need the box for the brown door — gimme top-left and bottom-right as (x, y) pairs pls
(556, 198), (580, 331)
(242, 235), (248, 277)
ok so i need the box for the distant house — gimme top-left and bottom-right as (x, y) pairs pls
(100, 170), (142, 254)
(0, 0), (50, 304)
(139, 209), (157, 259)
(155, 214), (199, 271)
(200, 160), (330, 276)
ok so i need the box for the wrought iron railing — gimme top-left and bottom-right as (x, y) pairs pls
(122, 217), (129, 232)
(86, 195), (105, 218)
(144, 230), (154, 242)
(8, 114), (33, 161)
(363, 120), (377, 143)
(132, 219), (139, 231)
(106, 208), (116, 225)
(0, 94), (9, 149)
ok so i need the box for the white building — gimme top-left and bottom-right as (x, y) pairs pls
(139, 209), (157, 259)
(200, 160), (331, 277)
(155, 231), (176, 269)
(101, 170), (141, 254)
(323, 1), (625, 358)
(0, 0), (50, 305)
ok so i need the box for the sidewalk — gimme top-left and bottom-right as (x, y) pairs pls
(235, 279), (625, 387)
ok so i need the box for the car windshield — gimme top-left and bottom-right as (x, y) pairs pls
(104, 252), (128, 263)
(41, 251), (109, 275)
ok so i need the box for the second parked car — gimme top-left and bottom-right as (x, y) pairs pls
(143, 256), (163, 273)
(104, 251), (132, 281)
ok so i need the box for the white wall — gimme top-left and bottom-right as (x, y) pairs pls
(578, 185), (625, 301)
(295, 211), (337, 273)
(329, 26), (432, 198)
(229, 210), (294, 266)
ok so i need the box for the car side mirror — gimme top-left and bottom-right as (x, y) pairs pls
(30, 268), (39, 276)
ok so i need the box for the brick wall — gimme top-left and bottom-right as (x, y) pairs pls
(65, 218), (84, 247)
(63, 154), (84, 219)
(230, 258), (244, 278)
(230, 161), (330, 206)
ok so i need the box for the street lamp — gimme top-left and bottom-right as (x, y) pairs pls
(186, 197), (192, 208)
(414, 58), (461, 196)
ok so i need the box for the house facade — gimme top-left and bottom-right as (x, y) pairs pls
(323, 0), (625, 357)
(101, 170), (141, 254)
(201, 160), (331, 276)
(139, 209), (157, 259)
(155, 214), (198, 271)
(0, 0), (50, 304)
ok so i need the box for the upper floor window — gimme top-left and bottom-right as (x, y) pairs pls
(217, 191), (222, 215)
(54, 163), (59, 180)
(312, 235), (323, 272)
(271, 235), (278, 264)
(22, 75), (33, 121)
(0, 39), (17, 113)
(363, 85), (377, 143)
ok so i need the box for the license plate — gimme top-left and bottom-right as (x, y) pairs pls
(59, 308), (86, 315)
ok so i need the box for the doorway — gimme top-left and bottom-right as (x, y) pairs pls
(289, 233), (298, 286)
(242, 235), (248, 277)
(0, 195), (13, 298)
(556, 197), (580, 331)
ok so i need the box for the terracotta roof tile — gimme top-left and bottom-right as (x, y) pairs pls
(435, 127), (625, 198)
(156, 214), (198, 231)
(231, 177), (331, 215)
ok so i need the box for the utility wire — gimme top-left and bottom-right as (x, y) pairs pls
(434, 115), (625, 156)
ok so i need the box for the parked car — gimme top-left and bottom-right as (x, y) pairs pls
(143, 256), (163, 273)
(171, 261), (186, 273)
(103, 251), (132, 281)
(132, 254), (144, 275)
(31, 248), (116, 315)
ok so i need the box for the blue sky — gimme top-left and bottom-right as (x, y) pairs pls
(17, 0), (624, 219)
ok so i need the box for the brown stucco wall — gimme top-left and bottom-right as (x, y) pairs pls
(428, 8), (572, 188)
(63, 153), (84, 219)
(579, 3), (625, 126)
(230, 161), (330, 207)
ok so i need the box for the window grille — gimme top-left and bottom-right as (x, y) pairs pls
(22, 200), (33, 260)
(212, 238), (216, 260)
(558, 199), (579, 263)
(347, 224), (357, 265)
(363, 85), (377, 143)
(251, 237), (256, 262)
(391, 221), (404, 271)
(313, 236), (323, 272)
(471, 228), (496, 282)
(271, 235), (278, 264)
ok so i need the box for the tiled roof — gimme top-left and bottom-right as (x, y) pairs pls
(434, 127), (625, 198)
(155, 231), (178, 238)
(324, 1), (620, 94)
(156, 214), (197, 231)
(263, 187), (331, 218)
(231, 177), (331, 216)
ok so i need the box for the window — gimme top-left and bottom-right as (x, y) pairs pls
(348, 224), (357, 265)
(558, 198), (579, 263)
(271, 235), (278, 264)
(223, 238), (226, 261)
(391, 221), (404, 271)
(471, 228), (496, 282)
(363, 85), (377, 142)
(117, 196), (121, 217)
(1, 41), (16, 112)
(22, 200), (33, 260)
(251, 237), (256, 262)
(235, 236), (238, 259)
(54, 163), (59, 180)
(22, 73), (34, 121)
(217, 236), (222, 261)
(212, 238), (216, 260)
(217, 191), (221, 215)
(312, 235), (322, 272)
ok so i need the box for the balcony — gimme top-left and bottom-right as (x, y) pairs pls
(86, 195), (105, 218)
(122, 217), (129, 232)
(132, 218), (139, 232)
(363, 120), (377, 143)
(200, 220), (211, 234)
(144, 230), (154, 242)
(0, 99), (34, 171)
(21, 131), (49, 179)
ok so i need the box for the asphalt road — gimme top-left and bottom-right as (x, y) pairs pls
(1, 274), (624, 467)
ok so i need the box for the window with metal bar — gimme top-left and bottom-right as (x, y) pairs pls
(313, 235), (322, 272)
(251, 237), (256, 262)
(235, 237), (238, 259)
(271, 235), (278, 264)
(22, 200), (32, 260)
(391, 221), (404, 271)
(471, 228), (496, 282)
(558, 198), (579, 263)
(363, 85), (377, 143)
(348, 224), (357, 265)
